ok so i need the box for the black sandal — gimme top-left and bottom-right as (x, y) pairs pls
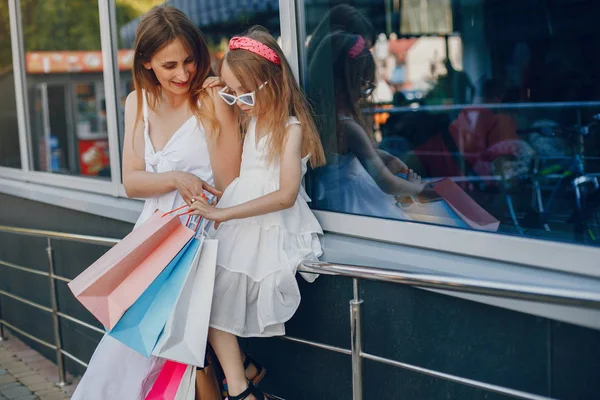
(227, 381), (271, 400)
(223, 353), (267, 397)
(243, 353), (267, 385)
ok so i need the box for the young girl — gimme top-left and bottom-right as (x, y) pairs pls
(189, 26), (326, 400)
(307, 31), (432, 221)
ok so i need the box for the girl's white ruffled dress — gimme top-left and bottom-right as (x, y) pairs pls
(208, 117), (323, 337)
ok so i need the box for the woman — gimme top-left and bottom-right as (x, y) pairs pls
(71, 6), (241, 399)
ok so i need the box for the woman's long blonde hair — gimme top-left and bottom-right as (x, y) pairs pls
(223, 26), (325, 167)
(132, 6), (218, 150)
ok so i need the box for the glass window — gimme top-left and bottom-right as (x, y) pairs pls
(0, 1), (22, 169)
(21, 0), (111, 178)
(115, 0), (283, 150)
(304, 0), (600, 247)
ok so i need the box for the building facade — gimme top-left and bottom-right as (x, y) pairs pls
(1, 1), (600, 399)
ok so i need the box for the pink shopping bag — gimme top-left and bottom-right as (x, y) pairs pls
(146, 360), (189, 400)
(432, 178), (500, 231)
(68, 209), (195, 329)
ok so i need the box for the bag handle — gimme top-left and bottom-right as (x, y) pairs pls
(160, 194), (215, 236)
(186, 215), (207, 236)
(160, 205), (204, 235)
(161, 203), (190, 218)
(188, 194), (216, 237)
(161, 193), (208, 218)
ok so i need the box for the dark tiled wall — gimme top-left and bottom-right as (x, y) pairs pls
(1, 193), (599, 399)
(245, 274), (600, 399)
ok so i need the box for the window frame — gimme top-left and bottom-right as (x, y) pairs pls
(8, 0), (32, 173)
(4, 0), (122, 197)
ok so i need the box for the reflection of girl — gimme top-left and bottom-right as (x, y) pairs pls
(72, 7), (241, 400)
(308, 32), (429, 219)
(306, 4), (375, 62)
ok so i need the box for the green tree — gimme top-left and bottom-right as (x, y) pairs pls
(0, 0), (162, 70)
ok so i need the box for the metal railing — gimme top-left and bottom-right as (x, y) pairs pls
(0, 225), (115, 386)
(1, 224), (600, 399)
(298, 263), (600, 400)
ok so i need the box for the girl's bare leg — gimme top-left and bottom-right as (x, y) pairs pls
(208, 327), (256, 399)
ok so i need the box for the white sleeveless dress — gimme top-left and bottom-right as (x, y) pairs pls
(208, 117), (323, 338)
(314, 116), (410, 221)
(315, 153), (410, 220)
(72, 93), (214, 400)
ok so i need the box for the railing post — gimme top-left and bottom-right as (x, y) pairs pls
(0, 298), (6, 341)
(46, 238), (68, 387)
(350, 278), (364, 400)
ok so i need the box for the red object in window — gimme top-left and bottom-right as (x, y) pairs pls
(78, 137), (109, 175)
(432, 178), (500, 231)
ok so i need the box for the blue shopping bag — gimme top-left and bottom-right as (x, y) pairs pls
(108, 236), (203, 356)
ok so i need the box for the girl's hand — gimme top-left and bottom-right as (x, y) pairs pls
(406, 169), (429, 193)
(406, 169), (422, 184)
(189, 196), (230, 225)
(171, 171), (222, 205)
(202, 76), (224, 89)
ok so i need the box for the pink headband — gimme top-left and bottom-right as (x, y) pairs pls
(348, 36), (366, 59)
(229, 36), (281, 65)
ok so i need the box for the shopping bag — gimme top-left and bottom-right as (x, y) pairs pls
(432, 178), (500, 231)
(146, 360), (189, 400)
(152, 239), (218, 367)
(195, 353), (221, 400)
(175, 364), (197, 400)
(108, 236), (203, 356)
(69, 211), (195, 329)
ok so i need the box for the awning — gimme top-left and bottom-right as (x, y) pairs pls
(120, 0), (279, 47)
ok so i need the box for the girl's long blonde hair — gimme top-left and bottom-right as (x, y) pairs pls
(131, 6), (218, 152)
(308, 31), (376, 156)
(223, 26), (325, 167)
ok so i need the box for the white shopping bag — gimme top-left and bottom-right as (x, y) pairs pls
(152, 239), (218, 367)
(174, 364), (196, 400)
(70, 335), (166, 400)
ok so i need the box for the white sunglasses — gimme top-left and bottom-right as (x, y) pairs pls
(218, 82), (268, 107)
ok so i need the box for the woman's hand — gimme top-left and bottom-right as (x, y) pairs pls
(189, 196), (230, 226)
(202, 76), (224, 90)
(171, 171), (222, 205)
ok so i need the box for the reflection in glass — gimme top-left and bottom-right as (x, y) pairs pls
(22, 0), (111, 178)
(309, 30), (428, 223)
(0, 0), (21, 168)
(304, 0), (600, 246)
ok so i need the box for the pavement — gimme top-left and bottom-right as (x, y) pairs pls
(0, 333), (78, 400)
